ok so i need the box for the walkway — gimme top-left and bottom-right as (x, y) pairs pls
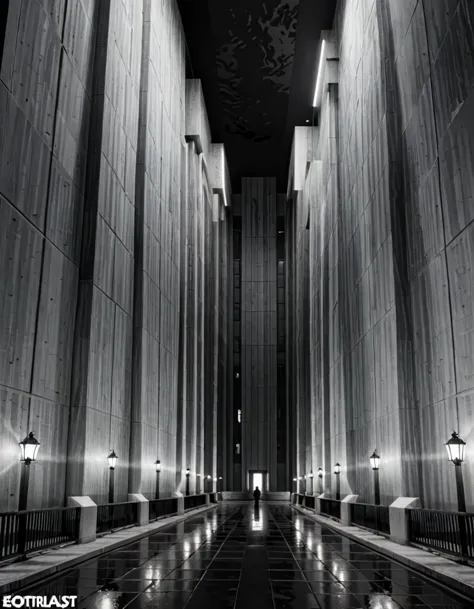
(12, 504), (472, 609)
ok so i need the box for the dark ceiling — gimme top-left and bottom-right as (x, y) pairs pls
(177, 0), (337, 193)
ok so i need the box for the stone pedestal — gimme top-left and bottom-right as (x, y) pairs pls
(128, 494), (149, 526)
(340, 495), (358, 525)
(389, 497), (421, 545)
(174, 492), (185, 515)
(315, 493), (325, 515)
(67, 496), (97, 544)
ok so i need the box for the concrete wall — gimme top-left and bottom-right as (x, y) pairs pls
(241, 178), (278, 491)
(0, 0), (230, 510)
(290, 0), (474, 510)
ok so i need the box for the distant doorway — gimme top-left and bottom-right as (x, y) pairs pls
(249, 469), (268, 492)
(253, 472), (263, 490)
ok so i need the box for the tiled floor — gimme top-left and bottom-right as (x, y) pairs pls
(11, 504), (473, 609)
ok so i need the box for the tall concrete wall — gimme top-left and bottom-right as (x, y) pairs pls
(241, 177), (278, 491)
(290, 0), (474, 510)
(0, 1), (231, 510)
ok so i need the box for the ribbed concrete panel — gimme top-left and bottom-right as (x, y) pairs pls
(241, 177), (277, 491)
(67, 0), (143, 504)
(290, 0), (474, 510)
(0, 0), (98, 510)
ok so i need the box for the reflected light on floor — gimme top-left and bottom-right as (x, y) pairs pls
(144, 565), (161, 580)
(194, 531), (201, 545)
(184, 540), (191, 553)
(368, 594), (400, 609)
(252, 512), (263, 531)
(95, 592), (119, 609)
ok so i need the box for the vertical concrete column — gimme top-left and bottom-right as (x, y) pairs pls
(389, 497), (420, 545)
(340, 494), (358, 525)
(128, 493), (149, 526)
(68, 497), (97, 544)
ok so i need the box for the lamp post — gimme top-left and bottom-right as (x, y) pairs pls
(298, 476), (303, 495)
(309, 470), (314, 495)
(334, 463), (341, 500)
(155, 459), (161, 499)
(206, 474), (212, 494)
(18, 432), (40, 557)
(185, 467), (190, 496)
(370, 450), (380, 506)
(317, 468), (323, 494)
(218, 476), (223, 494)
(108, 450), (118, 503)
(196, 474), (201, 495)
(293, 477), (297, 495)
(445, 432), (468, 563)
(19, 432), (40, 511)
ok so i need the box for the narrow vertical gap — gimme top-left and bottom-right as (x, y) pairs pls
(0, 2), (8, 71)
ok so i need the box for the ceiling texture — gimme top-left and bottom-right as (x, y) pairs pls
(177, 0), (337, 192)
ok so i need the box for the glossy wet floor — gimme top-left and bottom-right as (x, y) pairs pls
(14, 503), (472, 609)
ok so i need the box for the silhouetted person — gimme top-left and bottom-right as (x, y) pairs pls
(253, 486), (261, 508)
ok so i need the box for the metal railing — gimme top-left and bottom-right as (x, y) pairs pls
(305, 496), (315, 510)
(184, 494), (207, 511)
(350, 503), (390, 535)
(209, 493), (218, 503)
(408, 508), (474, 562)
(148, 498), (178, 521)
(297, 494), (305, 505)
(0, 507), (80, 562)
(320, 498), (341, 520)
(96, 502), (138, 535)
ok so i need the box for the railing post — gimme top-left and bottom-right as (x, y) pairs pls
(68, 497), (97, 544)
(128, 494), (149, 526)
(458, 513), (469, 565)
(389, 497), (420, 545)
(340, 495), (358, 525)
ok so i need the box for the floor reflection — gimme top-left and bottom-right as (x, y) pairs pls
(14, 503), (473, 609)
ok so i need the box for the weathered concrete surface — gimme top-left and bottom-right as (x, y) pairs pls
(290, 0), (474, 511)
(0, 0), (231, 510)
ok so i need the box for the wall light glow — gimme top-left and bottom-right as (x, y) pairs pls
(313, 40), (326, 108)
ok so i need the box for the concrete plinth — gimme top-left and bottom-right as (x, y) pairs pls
(340, 495), (358, 525)
(389, 497), (421, 545)
(128, 494), (149, 526)
(315, 493), (325, 515)
(174, 492), (184, 515)
(67, 496), (97, 544)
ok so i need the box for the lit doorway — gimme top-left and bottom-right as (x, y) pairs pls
(249, 470), (267, 492)
(253, 472), (263, 491)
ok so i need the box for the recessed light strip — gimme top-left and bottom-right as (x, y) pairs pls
(312, 39), (326, 108)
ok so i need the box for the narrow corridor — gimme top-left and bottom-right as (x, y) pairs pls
(14, 504), (472, 609)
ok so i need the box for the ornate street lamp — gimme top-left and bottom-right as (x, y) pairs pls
(370, 449), (380, 506)
(445, 432), (466, 511)
(317, 468), (323, 494)
(445, 432), (468, 563)
(206, 474), (211, 494)
(108, 450), (118, 503)
(185, 467), (190, 496)
(155, 459), (161, 499)
(334, 463), (341, 500)
(309, 470), (314, 495)
(18, 432), (40, 511)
